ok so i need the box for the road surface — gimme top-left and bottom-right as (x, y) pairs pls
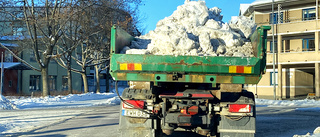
(3, 105), (320, 137)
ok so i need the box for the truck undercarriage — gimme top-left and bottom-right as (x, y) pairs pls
(117, 81), (255, 137)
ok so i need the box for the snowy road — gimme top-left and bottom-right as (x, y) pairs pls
(256, 106), (320, 137)
(2, 105), (319, 137)
(2, 106), (120, 137)
(1, 93), (320, 136)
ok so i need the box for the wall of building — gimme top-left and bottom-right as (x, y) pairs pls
(245, 68), (313, 99)
(2, 70), (18, 95)
(254, 13), (270, 25)
(20, 49), (82, 95)
(290, 39), (302, 52)
(288, 9), (302, 22)
(294, 69), (314, 96)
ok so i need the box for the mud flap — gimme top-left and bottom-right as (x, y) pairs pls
(119, 103), (161, 137)
(218, 115), (255, 137)
(218, 92), (256, 137)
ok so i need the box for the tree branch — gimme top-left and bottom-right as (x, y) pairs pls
(0, 43), (40, 72)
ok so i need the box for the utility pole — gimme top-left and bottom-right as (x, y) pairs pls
(272, 0), (276, 100)
(0, 52), (4, 96)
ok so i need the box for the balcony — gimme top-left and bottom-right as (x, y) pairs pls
(270, 20), (319, 35)
(266, 51), (320, 65)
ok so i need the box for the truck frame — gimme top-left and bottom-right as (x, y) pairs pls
(109, 25), (270, 137)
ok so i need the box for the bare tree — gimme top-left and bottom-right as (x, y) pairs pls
(0, 0), (142, 95)
(0, 0), (79, 96)
(65, 0), (142, 93)
(53, 1), (82, 94)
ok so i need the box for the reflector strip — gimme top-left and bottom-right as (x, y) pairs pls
(127, 63), (134, 70)
(244, 66), (252, 73)
(134, 64), (142, 70)
(120, 63), (127, 70)
(119, 63), (142, 71)
(229, 66), (237, 73)
(122, 100), (145, 109)
(229, 66), (252, 74)
(229, 104), (251, 113)
(236, 66), (244, 73)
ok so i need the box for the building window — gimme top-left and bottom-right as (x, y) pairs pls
(270, 12), (283, 24)
(30, 50), (36, 62)
(270, 72), (278, 86)
(9, 80), (12, 87)
(5, 50), (13, 62)
(302, 38), (315, 51)
(30, 75), (41, 91)
(77, 52), (82, 61)
(62, 75), (68, 90)
(270, 41), (278, 53)
(50, 50), (57, 63)
(13, 27), (23, 36)
(49, 75), (57, 91)
(303, 8), (316, 21)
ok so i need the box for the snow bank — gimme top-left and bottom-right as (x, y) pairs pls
(123, 1), (256, 57)
(293, 127), (320, 137)
(0, 95), (17, 110)
(256, 99), (320, 107)
(1, 87), (125, 110)
(9, 92), (122, 110)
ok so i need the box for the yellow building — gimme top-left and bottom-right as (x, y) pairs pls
(241, 0), (320, 99)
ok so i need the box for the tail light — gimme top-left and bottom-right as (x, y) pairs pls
(122, 100), (145, 109)
(229, 104), (251, 113)
(180, 106), (199, 115)
(188, 106), (199, 115)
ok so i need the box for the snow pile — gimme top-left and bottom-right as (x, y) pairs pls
(293, 127), (320, 137)
(256, 99), (320, 107)
(1, 88), (125, 135)
(123, 1), (256, 57)
(8, 92), (122, 110)
(0, 95), (17, 110)
(2, 86), (125, 110)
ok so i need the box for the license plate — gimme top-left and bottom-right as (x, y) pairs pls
(122, 109), (150, 118)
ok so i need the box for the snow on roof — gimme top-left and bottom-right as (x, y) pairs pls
(0, 43), (19, 47)
(0, 36), (26, 41)
(239, 4), (251, 16)
(241, 0), (289, 16)
(251, 0), (283, 5)
(0, 62), (31, 70)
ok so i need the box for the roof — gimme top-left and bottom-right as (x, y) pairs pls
(0, 43), (19, 47)
(0, 36), (26, 41)
(242, 0), (317, 16)
(251, 0), (281, 5)
(239, 4), (251, 16)
(0, 62), (31, 70)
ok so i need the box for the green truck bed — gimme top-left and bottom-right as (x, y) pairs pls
(109, 26), (270, 86)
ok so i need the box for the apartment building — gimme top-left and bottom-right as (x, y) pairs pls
(241, 0), (320, 99)
(0, 7), (83, 95)
(0, 42), (31, 95)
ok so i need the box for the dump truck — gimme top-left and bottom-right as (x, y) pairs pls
(109, 25), (270, 137)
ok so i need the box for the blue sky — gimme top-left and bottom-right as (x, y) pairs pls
(138, 0), (255, 34)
